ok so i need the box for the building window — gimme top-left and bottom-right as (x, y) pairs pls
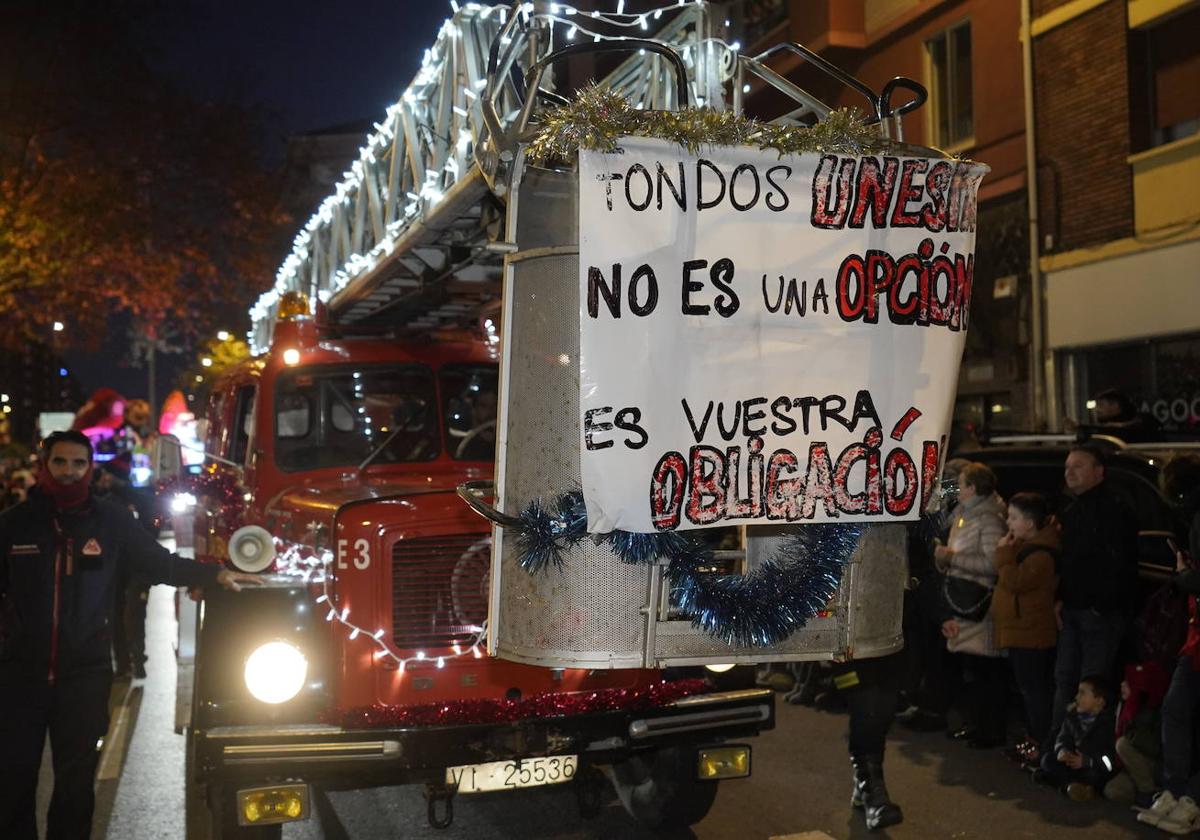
(1130, 6), (1200, 151)
(1070, 333), (1200, 434)
(926, 21), (973, 148)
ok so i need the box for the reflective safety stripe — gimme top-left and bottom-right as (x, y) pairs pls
(833, 671), (860, 690)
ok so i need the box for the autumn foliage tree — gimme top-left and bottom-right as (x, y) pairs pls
(180, 333), (251, 405)
(0, 1), (291, 350)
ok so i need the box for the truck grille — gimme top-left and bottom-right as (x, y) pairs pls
(391, 534), (490, 650)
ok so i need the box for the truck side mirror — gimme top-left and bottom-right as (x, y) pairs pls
(152, 433), (184, 483)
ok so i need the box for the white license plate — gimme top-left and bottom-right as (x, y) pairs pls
(445, 755), (578, 794)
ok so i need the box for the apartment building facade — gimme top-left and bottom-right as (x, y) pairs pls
(738, 0), (1200, 439)
(1032, 0), (1200, 433)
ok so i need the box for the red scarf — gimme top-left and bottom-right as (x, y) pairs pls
(35, 462), (94, 510)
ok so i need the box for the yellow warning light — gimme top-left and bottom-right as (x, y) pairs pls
(238, 784), (308, 826)
(697, 745), (751, 779)
(277, 291), (311, 321)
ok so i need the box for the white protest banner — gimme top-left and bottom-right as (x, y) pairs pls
(578, 136), (988, 533)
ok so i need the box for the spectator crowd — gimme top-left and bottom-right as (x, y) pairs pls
(766, 444), (1200, 836)
(8, 385), (1200, 834)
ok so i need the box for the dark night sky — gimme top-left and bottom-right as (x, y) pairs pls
(155, 0), (452, 140)
(66, 0), (453, 403)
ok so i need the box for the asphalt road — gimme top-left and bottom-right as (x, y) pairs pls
(43, 563), (1164, 839)
(276, 692), (1166, 840)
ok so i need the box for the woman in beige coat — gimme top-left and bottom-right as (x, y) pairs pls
(937, 462), (1009, 748)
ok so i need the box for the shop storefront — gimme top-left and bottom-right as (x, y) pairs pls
(1061, 332), (1200, 434)
(1047, 236), (1200, 437)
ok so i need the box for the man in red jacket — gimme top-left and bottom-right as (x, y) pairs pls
(0, 431), (261, 839)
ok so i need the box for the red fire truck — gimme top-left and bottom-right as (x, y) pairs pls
(173, 296), (774, 838)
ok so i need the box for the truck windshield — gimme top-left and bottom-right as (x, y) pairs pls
(275, 365), (439, 471)
(441, 365), (499, 461)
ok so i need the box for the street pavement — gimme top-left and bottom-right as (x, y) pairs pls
(278, 691), (1166, 840)
(53, 563), (1165, 838)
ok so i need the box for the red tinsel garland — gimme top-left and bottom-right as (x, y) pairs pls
(322, 678), (713, 729)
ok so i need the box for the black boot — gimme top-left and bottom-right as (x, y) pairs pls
(850, 753), (903, 831)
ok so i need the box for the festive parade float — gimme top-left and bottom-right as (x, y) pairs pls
(166, 3), (986, 837)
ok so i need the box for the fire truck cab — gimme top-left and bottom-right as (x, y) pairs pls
(175, 298), (774, 838)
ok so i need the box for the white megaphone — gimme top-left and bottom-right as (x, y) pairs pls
(227, 525), (276, 573)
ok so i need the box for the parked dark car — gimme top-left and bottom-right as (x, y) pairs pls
(959, 435), (1200, 590)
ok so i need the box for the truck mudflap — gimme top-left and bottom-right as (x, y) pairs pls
(195, 687), (773, 786)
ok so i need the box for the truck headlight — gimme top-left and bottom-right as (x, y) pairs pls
(170, 492), (197, 514)
(244, 641), (307, 704)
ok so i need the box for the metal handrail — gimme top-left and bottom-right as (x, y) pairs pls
(980, 434), (1078, 445)
(753, 42), (880, 120)
(740, 42), (927, 140)
(456, 480), (523, 529)
(514, 40), (691, 140)
(978, 432), (1200, 451)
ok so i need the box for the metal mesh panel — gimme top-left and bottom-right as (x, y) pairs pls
(653, 525), (906, 663)
(844, 525), (907, 658)
(496, 167), (652, 666)
(497, 245), (651, 667)
(391, 535), (490, 650)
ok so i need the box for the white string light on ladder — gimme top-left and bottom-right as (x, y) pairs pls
(527, 0), (713, 28)
(535, 12), (739, 59)
(250, 0), (735, 350)
(249, 5), (499, 348)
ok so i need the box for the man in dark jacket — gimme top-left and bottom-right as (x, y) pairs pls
(0, 431), (260, 839)
(1049, 444), (1139, 741)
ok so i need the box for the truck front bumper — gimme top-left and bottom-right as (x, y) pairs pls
(196, 687), (773, 788)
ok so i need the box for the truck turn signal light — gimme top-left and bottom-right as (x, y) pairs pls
(238, 784), (309, 826)
(696, 745), (751, 780)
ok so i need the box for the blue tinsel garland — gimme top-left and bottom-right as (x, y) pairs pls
(510, 489), (864, 647)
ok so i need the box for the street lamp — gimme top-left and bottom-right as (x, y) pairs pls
(217, 330), (230, 341)
(201, 357), (213, 368)
(53, 321), (64, 332)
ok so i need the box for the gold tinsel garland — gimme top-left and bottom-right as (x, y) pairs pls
(526, 85), (887, 165)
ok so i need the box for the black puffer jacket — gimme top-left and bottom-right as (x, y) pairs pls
(1059, 482), (1139, 613)
(1054, 705), (1117, 769)
(0, 487), (218, 681)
